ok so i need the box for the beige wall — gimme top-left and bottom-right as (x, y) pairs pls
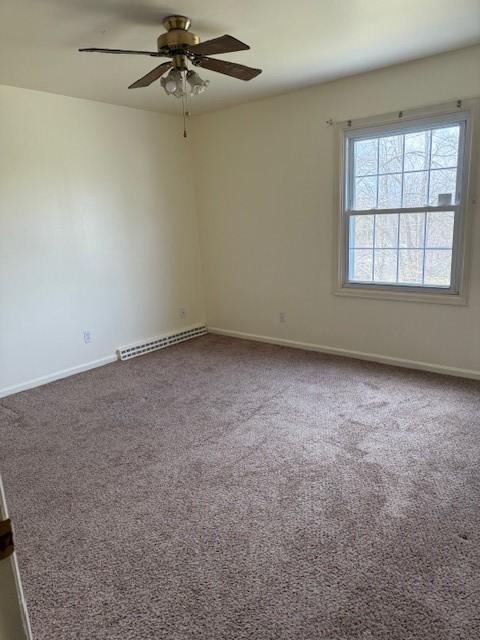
(0, 85), (205, 395)
(1, 46), (479, 396)
(192, 45), (480, 377)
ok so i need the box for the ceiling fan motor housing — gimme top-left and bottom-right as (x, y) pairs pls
(158, 15), (200, 59)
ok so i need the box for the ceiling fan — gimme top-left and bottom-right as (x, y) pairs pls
(79, 15), (262, 96)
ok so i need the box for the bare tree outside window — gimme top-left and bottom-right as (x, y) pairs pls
(342, 115), (468, 293)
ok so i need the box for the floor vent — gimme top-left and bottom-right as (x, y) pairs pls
(117, 325), (207, 361)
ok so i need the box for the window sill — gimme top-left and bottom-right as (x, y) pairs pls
(334, 285), (468, 305)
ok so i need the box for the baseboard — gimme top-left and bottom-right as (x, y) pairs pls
(0, 323), (209, 399)
(0, 355), (118, 399)
(3, 327), (478, 399)
(207, 327), (480, 381)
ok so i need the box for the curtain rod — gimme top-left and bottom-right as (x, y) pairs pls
(326, 98), (466, 127)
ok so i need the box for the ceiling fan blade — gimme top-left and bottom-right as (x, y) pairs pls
(189, 35), (250, 56)
(194, 57), (262, 81)
(128, 62), (173, 89)
(79, 47), (164, 57)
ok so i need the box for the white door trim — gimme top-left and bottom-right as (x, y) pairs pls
(0, 476), (32, 640)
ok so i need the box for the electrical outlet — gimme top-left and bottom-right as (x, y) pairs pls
(279, 312), (287, 323)
(83, 330), (92, 344)
(179, 307), (187, 320)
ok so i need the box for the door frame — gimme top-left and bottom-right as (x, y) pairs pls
(0, 475), (32, 640)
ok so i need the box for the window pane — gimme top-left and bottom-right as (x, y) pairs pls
(349, 249), (373, 281)
(398, 249), (424, 284)
(375, 214), (399, 248)
(349, 215), (374, 248)
(431, 126), (459, 169)
(399, 212), (425, 248)
(403, 171), (428, 207)
(354, 176), (377, 209)
(404, 131), (430, 171)
(344, 118), (465, 292)
(374, 249), (397, 283)
(424, 250), (452, 286)
(378, 173), (402, 208)
(429, 168), (457, 206)
(426, 211), (454, 248)
(354, 138), (378, 176)
(379, 135), (403, 173)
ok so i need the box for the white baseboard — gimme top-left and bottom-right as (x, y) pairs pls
(2, 328), (478, 399)
(0, 355), (118, 399)
(207, 327), (480, 381)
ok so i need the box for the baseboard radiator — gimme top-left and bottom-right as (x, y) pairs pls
(117, 325), (207, 361)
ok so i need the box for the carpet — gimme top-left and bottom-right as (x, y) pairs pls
(0, 334), (479, 640)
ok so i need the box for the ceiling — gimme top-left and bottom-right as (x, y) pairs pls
(0, 0), (479, 115)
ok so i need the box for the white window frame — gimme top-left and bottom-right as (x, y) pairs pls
(335, 102), (477, 305)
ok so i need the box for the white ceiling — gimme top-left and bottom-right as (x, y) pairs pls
(1, 1), (479, 115)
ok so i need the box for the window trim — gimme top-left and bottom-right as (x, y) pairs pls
(334, 102), (477, 305)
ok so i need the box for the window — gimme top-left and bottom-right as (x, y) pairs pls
(339, 110), (472, 300)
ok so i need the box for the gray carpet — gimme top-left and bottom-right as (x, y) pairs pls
(1, 334), (479, 640)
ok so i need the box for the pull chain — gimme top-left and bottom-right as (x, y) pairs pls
(182, 93), (187, 138)
(181, 71), (188, 138)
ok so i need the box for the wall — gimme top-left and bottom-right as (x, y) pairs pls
(0, 85), (205, 395)
(1, 45), (479, 396)
(192, 45), (480, 377)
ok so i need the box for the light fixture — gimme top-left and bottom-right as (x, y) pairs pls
(160, 67), (210, 99)
(159, 63), (210, 137)
(160, 68), (185, 99)
(186, 70), (209, 95)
